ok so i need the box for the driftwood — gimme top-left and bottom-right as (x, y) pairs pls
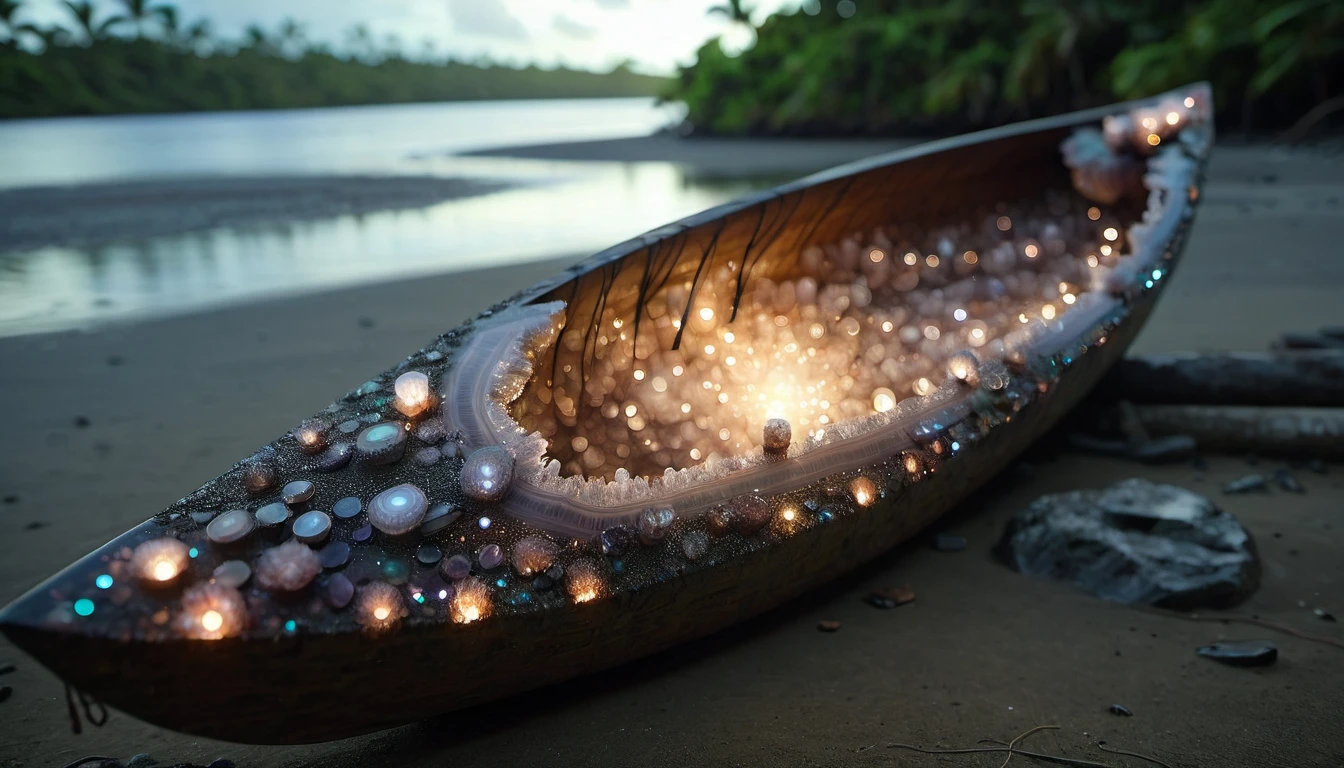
(1129, 404), (1344, 459)
(1100, 351), (1344, 407)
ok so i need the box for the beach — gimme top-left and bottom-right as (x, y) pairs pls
(0, 134), (1341, 767)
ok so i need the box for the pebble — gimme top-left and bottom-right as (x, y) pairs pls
(314, 442), (353, 472)
(242, 462), (278, 496)
(1314, 608), (1337, 623)
(367, 484), (429, 535)
(865, 585), (916, 609)
(477, 543), (505, 570)
(318, 541), (351, 569)
(333, 496), (362, 519)
(600, 525), (634, 556)
(816, 620), (841, 633)
(1273, 468), (1305, 493)
(190, 510), (216, 525)
(1197, 640), (1277, 667)
(292, 510), (332, 545)
(206, 509), (255, 545)
(337, 419), (361, 434)
(420, 502), (462, 535)
(281, 480), (315, 505)
(731, 495), (771, 535)
(127, 754), (155, 767)
(352, 524), (373, 543)
(416, 544), (442, 565)
(212, 560), (252, 589)
(356, 422), (408, 466)
(681, 530), (709, 561)
(254, 502), (290, 528)
(415, 420), (447, 445)
(323, 574), (353, 609)
(1108, 703), (1133, 717)
(414, 447), (442, 466)
(932, 533), (967, 552)
(1222, 474), (1268, 494)
(441, 554), (472, 580)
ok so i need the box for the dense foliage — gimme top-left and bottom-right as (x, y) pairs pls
(671, 0), (1344, 135)
(0, 1), (668, 118)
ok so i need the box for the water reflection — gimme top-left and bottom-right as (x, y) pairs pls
(0, 160), (767, 336)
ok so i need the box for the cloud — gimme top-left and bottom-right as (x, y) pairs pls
(552, 15), (597, 40)
(445, 0), (527, 40)
(593, 0), (630, 7)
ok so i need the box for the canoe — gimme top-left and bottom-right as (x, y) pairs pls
(0, 83), (1213, 744)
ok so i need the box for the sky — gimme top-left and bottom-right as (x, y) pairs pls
(15, 0), (803, 74)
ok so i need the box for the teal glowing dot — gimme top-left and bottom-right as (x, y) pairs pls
(1145, 280), (1155, 289)
(74, 598), (95, 616)
(495, 578), (507, 588)
(284, 619), (297, 632)
(950, 441), (961, 452)
(188, 547), (199, 558)
(95, 574), (113, 589)
(413, 592), (425, 604)
(1152, 269), (1163, 280)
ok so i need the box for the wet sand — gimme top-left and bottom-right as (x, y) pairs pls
(0, 175), (513, 254)
(0, 140), (1341, 766)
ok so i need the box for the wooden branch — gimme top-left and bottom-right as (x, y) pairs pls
(1099, 351), (1344, 407)
(1129, 405), (1344, 459)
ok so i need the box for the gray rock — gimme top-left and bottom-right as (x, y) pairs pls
(1223, 474), (1267, 494)
(1197, 640), (1277, 667)
(997, 479), (1260, 609)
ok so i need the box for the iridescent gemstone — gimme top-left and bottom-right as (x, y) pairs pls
(318, 541), (350, 569)
(732, 495), (771, 535)
(254, 502), (290, 528)
(206, 509), (254, 545)
(420, 502), (461, 535)
(332, 496), (362, 519)
(416, 544), (442, 566)
(292, 510), (332, 545)
(367, 484), (428, 536)
(460, 446), (513, 503)
(212, 560), (251, 589)
(314, 442), (353, 472)
(414, 419), (446, 445)
(763, 418), (792, 453)
(637, 507), (675, 545)
(254, 541), (322, 592)
(441, 554), (472, 581)
(355, 422), (408, 466)
(281, 480), (315, 505)
(476, 543), (504, 570)
(241, 462), (277, 496)
(291, 419), (329, 455)
(600, 526), (634, 556)
(705, 505), (734, 538)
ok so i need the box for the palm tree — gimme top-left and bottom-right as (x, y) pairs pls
(277, 17), (306, 58)
(116, 0), (163, 39)
(1, 0), (41, 47)
(61, 0), (123, 44)
(346, 23), (375, 62)
(153, 4), (178, 45)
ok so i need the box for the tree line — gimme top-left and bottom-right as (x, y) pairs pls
(0, 0), (669, 118)
(670, 0), (1344, 136)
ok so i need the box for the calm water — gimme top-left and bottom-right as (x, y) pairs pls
(0, 99), (766, 336)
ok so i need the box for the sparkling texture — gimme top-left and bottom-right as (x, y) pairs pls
(460, 446), (514, 502)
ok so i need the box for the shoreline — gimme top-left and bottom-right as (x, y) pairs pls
(0, 174), (515, 254)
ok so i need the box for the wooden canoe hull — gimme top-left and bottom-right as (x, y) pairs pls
(1, 85), (1210, 744)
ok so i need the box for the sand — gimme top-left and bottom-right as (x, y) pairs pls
(0, 138), (1341, 767)
(0, 175), (512, 254)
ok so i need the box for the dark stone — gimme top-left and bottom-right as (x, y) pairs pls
(358, 316), (375, 328)
(415, 420), (447, 445)
(1108, 703), (1133, 717)
(255, 502), (289, 528)
(318, 541), (350, 569)
(74, 416), (90, 428)
(1223, 474), (1267, 494)
(414, 447), (441, 466)
(997, 479), (1260, 610)
(23, 521), (44, 530)
(416, 544), (442, 566)
(932, 533), (966, 552)
(531, 575), (554, 591)
(190, 511), (216, 525)
(0, 684), (10, 703)
(126, 754), (155, 767)
(637, 507), (675, 544)
(477, 543), (504, 570)
(2, 495), (17, 504)
(545, 564), (564, 582)
(314, 442), (353, 472)
(107, 355), (124, 366)
(337, 419), (361, 434)
(352, 524), (373, 543)
(208, 759), (236, 768)
(1197, 640), (1277, 667)
(705, 505), (734, 537)
(1273, 468), (1305, 493)
(1314, 608), (1337, 622)
(731, 495), (771, 535)
(816, 620), (841, 633)
(1307, 459), (1328, 475)
(600, 525), (635, 557)
(1191, 455), (1209, 471)
(865, 585), (915, 609)
(333, 496), (362, 519)
(420, 503), (462, 535)
(241, 461), (278, 496)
